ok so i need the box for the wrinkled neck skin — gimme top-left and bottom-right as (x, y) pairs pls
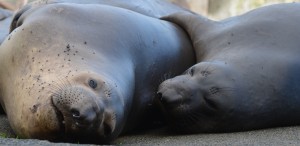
(0, 3), (194, 142)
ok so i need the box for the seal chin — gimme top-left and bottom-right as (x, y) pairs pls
(157, 74), (216, 114)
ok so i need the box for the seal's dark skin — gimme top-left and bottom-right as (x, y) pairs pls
(158, 3), (300, 133)
(0, 2), (195, 144)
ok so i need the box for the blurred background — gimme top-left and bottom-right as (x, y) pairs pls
(1, 0), (300, 20)
(169, 0), (300, 20)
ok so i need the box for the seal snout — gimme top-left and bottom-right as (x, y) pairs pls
(51, 86), (106, 136)
(157, 78), (194, 114)
(157, 90), (187, 110)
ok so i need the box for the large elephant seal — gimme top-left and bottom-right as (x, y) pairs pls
(0, 1), (195, 144)
(158, 3), (300, 133)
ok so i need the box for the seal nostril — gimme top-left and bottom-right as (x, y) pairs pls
(157, 92), (163, 100)
(71, 109), (80, 119)
(203, 96), (218, 109)
(157, 92), (171, 105)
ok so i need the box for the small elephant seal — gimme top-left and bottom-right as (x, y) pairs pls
(158, 3), (300, 133)
(0, 1), (195, 144)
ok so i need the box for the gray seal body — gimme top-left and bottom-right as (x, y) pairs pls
(158, 3), (300, 133)
(0, 1), (195, 143)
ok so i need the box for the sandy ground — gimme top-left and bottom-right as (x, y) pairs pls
(1, 114), (300, 145)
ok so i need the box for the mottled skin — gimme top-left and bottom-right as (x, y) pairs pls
(0, 1), (195, 144)
(158, 3), (300, 133)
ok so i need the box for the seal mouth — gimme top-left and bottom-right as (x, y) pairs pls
(50, 96), (66, 135)
(103, 122), (113, 137)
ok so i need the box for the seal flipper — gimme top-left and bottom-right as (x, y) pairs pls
(161, 12), (218, 61)
(161, 12), (215, 44)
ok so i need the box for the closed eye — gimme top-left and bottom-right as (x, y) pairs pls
(188, 67), (195, 76)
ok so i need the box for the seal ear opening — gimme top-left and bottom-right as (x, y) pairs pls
(9, 5), (31, 32)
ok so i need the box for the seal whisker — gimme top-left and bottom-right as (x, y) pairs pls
(203, 63), (217, 75)
(51, 76), (77, 97)
(46, 84), (63, 92)
(57, 77), (70, 90)
(190, 111), (205, 121)
(53, 76), (71, 91)
(184, 110), (199, 125)
(189, 111), (201, 123)
(44, 78), (74, 101)
(218, 86), (236, 97)
(45, 89), (60, 95)
(111, 112), (117, 121)
(63, 77), (75, 88)
(51, 80), (66, 92)
(46, 83), (64, 97)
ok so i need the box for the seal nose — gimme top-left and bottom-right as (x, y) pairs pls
(157, 91), (174, 105)
(157, 89), (188, 110)
(158, 91), (173, 106)
(69, 105), (98, 127)
(157, 92), (163, 101)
